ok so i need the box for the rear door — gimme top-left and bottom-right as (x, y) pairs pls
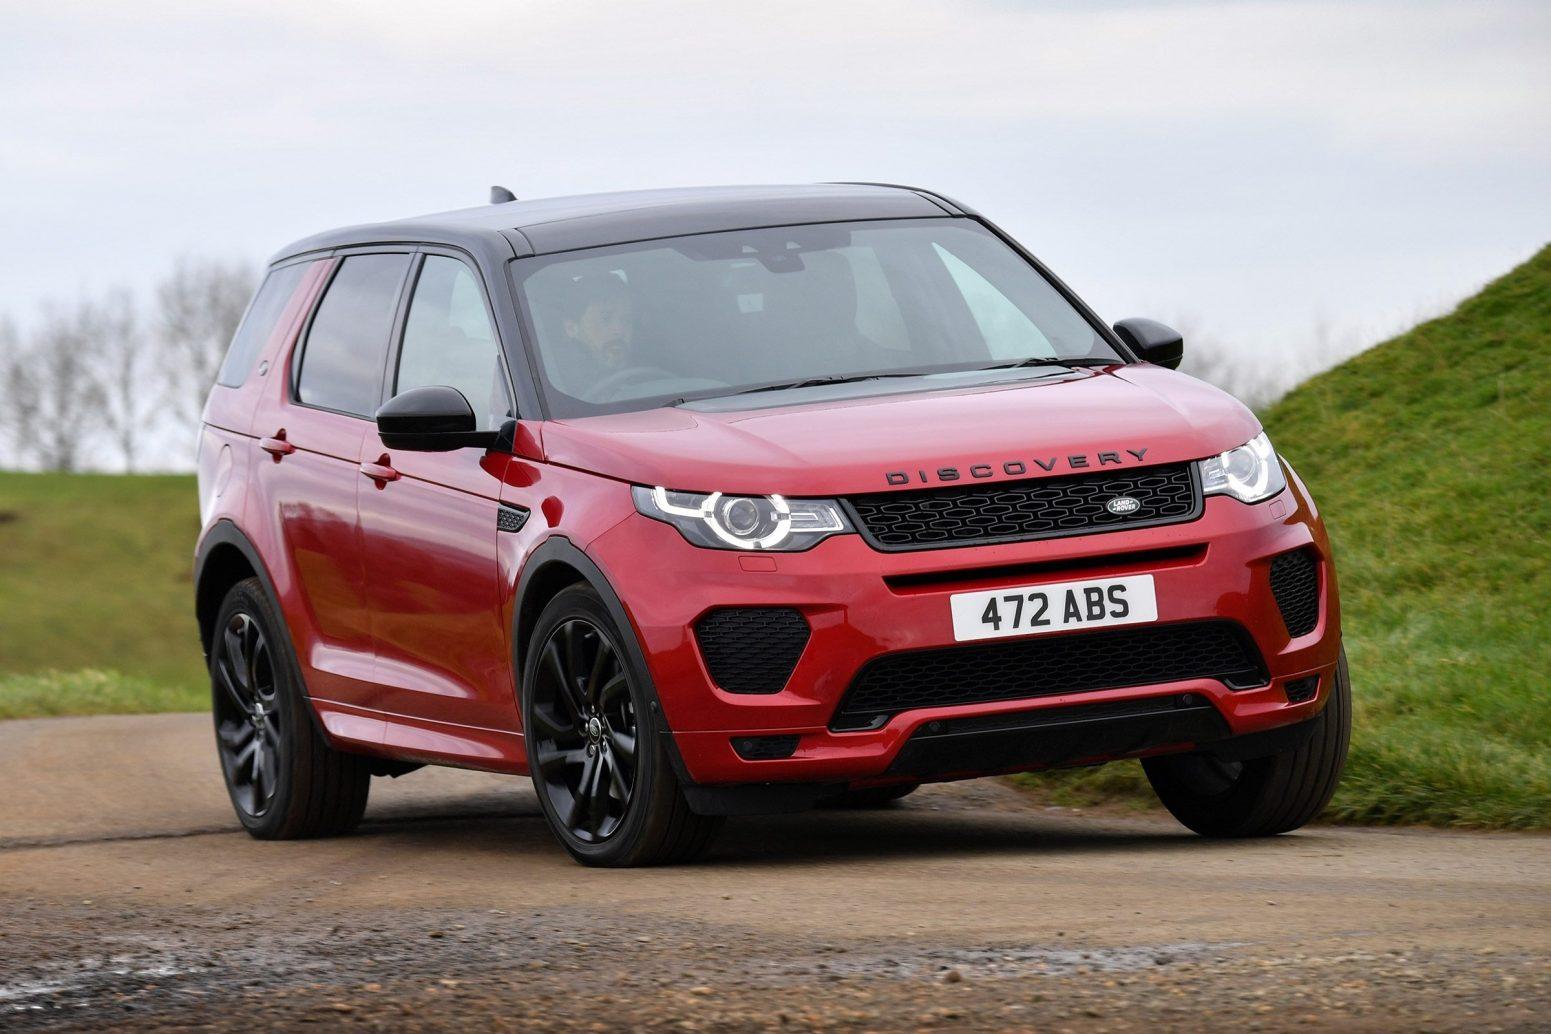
(251, 250), (412, 706)
(356, 250), (521, 730)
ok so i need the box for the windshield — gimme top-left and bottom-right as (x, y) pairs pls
(513, 218), (1123, 418)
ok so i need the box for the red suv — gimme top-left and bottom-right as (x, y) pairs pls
(195, 184), (1348, 866)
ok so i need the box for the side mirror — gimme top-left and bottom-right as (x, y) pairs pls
(376, 386), (497, 452)
(1112, 318), (1184, 369)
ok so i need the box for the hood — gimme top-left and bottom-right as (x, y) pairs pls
(541, 365), (1261, 497)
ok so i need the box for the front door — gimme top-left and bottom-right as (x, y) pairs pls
(356, 253), (520, 731)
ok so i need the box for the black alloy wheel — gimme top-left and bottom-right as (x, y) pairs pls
(209, 578), (370, 839)
(213, 610), (282, 818)
(529, 618), (639, 843)
(521, 584), (722, 866)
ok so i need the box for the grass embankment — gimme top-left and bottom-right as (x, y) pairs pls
(0, 471), (204, 718)
(1019, 244), (1551, 828)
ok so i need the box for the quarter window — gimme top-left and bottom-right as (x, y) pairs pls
(395, 256), (513, 430)
(295, 254), (411, 417)
(216, 263), (308, 388)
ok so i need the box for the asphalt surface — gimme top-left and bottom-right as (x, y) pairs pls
(1, 713), (1547, 1031)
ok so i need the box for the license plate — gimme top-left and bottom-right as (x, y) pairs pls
(949, 575), (1158, 642)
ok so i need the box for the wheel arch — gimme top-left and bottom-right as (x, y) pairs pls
(512, 536), (694, 782)
(194, 521), (283, 664)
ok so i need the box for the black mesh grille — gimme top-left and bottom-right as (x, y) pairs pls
(1270, 549), (1320, 638)
(694, 607), (810, 695)
(831, 621), (1265, 731)
(845, 464), (1200, 551)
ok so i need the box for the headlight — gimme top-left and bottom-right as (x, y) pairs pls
(1198, 432), (1287, 503)
(632, 486), (852, 551)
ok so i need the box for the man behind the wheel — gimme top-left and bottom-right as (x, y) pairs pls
(552, 272), (637, 397)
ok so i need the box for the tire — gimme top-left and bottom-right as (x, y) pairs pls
(521, 584), (723, 866)
(1143, 649), (1352, 837)
(820, 783), (920, 809)
(210, 578), (371, 839)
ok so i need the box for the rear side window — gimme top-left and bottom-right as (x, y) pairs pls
(216, 263), (308, 388)
(295, 254), (411, 417)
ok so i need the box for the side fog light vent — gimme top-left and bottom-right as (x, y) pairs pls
(731, 735), (800, 761)
(1284, 675), (1319, 704)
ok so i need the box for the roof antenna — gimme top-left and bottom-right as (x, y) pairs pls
(490, 185), (517, 204)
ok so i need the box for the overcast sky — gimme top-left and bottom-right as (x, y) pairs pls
(3, 0), (1548, 389)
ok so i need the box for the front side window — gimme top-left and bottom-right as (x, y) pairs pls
(216, 262), (309, 388)
(295, 254), (411, 417)
(514, 219), (1117, 418)
(395, 256), (512, 431)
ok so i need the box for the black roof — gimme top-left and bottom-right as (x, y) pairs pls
(272, 183), (970, 264)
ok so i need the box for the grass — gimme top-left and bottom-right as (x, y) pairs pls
(0, 669), (204, 720)
(1017, 243), (1551, 828)
(0, 470), (206, 717)
(3, 247), (1550, 828)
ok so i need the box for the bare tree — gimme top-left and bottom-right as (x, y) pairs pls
(82, 291), (148, 471)
(18, 304), (106, 472)
(156, 257), (254, 431)
(1171, 314), (1284, 411)
(0, 317), (38, 469)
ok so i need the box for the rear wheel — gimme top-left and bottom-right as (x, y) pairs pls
(210, 578), (370, 839)
(1143, 649), (1351, 837)
(522, 585), (722, 866)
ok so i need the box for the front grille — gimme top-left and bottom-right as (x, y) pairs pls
(1270, 549), (1320, 638)
(830, 621), (1266, 731)
(694, 607), (810, 694)
(844, 464), (1200, 552)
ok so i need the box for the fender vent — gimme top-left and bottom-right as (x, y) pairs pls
(1270, 549), (1320, 638)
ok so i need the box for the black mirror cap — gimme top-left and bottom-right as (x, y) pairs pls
(375, 386), (497, 452)
(1113, 318), (1184, 370)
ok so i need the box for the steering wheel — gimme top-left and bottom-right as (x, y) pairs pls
(589, 365), (682, 402)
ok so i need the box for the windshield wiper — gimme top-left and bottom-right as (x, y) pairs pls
(977, 357), (1116, 371)
(723, 370), (931, 398)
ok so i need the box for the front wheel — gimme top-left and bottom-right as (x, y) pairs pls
(1143, 649), (1351, 837)
(522, 585), (722, 866)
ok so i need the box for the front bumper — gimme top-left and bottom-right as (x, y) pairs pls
(587, 470), (1341, 788)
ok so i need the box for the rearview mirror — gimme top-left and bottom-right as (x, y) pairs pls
(376, 386), (498, 452)
(1112, 318), (1184, 369)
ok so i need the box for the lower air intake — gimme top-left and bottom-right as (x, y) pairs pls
(831, 621), (1266, 731)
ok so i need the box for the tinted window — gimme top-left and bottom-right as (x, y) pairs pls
(216, 262), (308, 388)
(395, 256), (512, 430)
(296, 254), (410, 417)
(515, 219), (1116, 417)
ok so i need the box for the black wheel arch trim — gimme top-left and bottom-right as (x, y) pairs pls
(195, 520), (285, 661)
(512, 535), (697, 789)
(194, 520), (334, 744)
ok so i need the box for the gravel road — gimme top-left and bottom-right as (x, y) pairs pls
(1, 713), (1547, 1031)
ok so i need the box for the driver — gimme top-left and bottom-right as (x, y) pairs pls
(552, 272), (637, 397)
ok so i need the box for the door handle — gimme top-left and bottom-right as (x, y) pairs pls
(259, 432), (295, 458)
(359, 459), (400, 484)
